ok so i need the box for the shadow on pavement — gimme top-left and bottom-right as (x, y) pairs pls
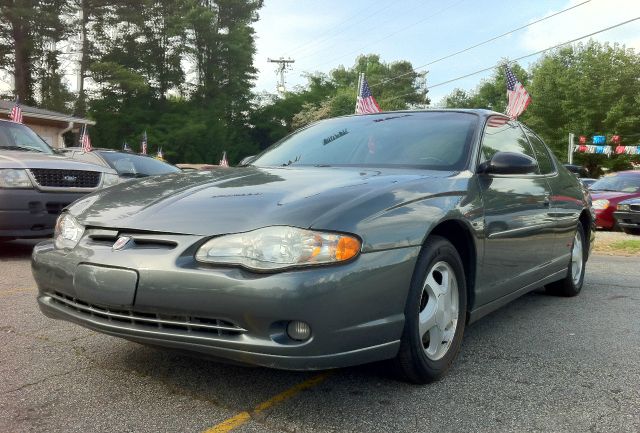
(0, 238), (48, 260)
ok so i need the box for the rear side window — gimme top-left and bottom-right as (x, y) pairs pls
(523, 127), (555, 174)
(480, 117), (538, 173)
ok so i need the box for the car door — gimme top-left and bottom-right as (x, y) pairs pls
(522, 126), (578, 270)
(476, 117), (556, 304)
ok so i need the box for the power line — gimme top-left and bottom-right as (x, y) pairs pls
(306, 0), (467, 68)
(381, 17), (640, 104)
(285, 1), (395, 58)
(372, 0), (591, 88)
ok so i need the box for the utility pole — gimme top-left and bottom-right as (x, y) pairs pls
(267, 57), (295, 94)
(568, 133), (575, 164)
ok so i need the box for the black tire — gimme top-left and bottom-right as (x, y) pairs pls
(546, 224), (587, 297)
(622, 227), (640, 236)
(393, 236), (467, 384)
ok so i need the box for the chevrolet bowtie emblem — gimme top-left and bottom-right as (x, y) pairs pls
(112, 236), (132, 251)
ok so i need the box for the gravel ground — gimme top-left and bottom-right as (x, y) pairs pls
(1, 239), (639, 433)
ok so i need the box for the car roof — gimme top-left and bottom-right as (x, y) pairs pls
(64, 147), (148, 156)
(334, 108), (507, 121)
(613, 170), (640, 175)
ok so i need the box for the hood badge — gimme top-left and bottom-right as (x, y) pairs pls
(112, 236), (132, 251)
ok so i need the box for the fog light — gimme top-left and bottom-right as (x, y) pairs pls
(287, 321), (311, 341)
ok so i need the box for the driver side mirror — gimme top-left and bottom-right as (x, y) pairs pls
(478, 151), (538, 175)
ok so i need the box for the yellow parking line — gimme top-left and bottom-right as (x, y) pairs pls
(202, 372), (331, 433)
(0, 287), (35, 297)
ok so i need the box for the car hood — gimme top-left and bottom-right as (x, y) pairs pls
(69, 166), (462, 236)
(590, 191), (640, 203)
(0, 150), (113, 173)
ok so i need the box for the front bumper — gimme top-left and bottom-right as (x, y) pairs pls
(594, 208), (614, 229)
(0, 189), (88, 238)
(32, 235), (419, 370)
(613, 211), (640, 230)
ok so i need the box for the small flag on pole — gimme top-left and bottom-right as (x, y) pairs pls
(219, 151), (229, 167)
(504, 64), (531, 119)
(9, 97), (23, 123)
(81, 125), (92, 152)
(141, 131), (148, 155)
(355, 74), (381, 115)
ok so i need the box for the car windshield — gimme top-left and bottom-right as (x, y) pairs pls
(99, 151), (180, 177)
(252, 112), (478, 170)
(0, 121), (53, 154)
(589, 174), (640, 193)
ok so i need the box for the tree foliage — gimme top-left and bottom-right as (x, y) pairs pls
(441, 42), (640, 175)
(251, 55), (429, 149)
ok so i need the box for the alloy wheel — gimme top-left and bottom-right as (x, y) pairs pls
(571, 231), (584, 286)
(418, 261), (459, 361)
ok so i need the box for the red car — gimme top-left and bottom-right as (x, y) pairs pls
(589, 170), (640, 229)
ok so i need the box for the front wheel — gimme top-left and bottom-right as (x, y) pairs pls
(393, 236), (467, 384)
(546, 224), (586, 297)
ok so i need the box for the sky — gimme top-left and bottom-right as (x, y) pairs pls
(1, 0), (638, 105)
(252, 0), (640, 104)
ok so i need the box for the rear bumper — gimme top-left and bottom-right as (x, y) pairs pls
(0, 189), (87, 238)
(32, 239), (419, 370)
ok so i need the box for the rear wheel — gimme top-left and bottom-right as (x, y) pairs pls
(393, 236), (467, 384)
(546, 224), (586, 297)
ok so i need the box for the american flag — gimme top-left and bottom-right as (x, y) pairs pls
(81, 125), (92, 152)
(9, 98), (23, 123)
(504, 64), (531, 119)
(355, 77), (381, 114)
(219, 151), (229, 167)
(486, 116), (510, 128)
(141, 131), (148, 155)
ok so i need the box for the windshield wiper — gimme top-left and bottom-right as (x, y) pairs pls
(0, 145), (44, 153)
(281, 155), (301, 167)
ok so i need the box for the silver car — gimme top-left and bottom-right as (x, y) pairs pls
(0, 120), (118, 240)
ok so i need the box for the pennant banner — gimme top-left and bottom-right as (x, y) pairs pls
(572, 145), (612, 156)
(573, 145), (640, 156)
(614, 145), (640, 155)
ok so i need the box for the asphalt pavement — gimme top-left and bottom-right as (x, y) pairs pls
(1, 239), (639, 433)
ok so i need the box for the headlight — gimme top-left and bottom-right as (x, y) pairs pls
(617, 203), (630, 211)
(592, 199), (610, 210)
(195, 226), (361, 271)
(54, 213), (85, 250)
(0, 169), (33, 188)
(102, 173), (119, 188)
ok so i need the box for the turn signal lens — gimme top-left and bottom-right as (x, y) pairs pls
(195, 226), (361, 271)
(336, 236), (360, 261)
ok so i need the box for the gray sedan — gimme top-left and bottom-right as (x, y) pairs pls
(32, 110), (594, 383)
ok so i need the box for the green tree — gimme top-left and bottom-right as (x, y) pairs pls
(440, 42), (640, 174)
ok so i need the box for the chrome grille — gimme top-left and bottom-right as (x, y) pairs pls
(29, 169), (100, 188)
(49, 292), (246, 337)
(630, 204), (640, 212)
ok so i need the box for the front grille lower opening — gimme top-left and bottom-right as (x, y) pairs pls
(49, 292), (244, 337)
